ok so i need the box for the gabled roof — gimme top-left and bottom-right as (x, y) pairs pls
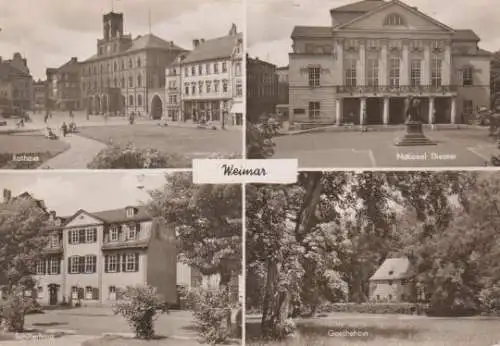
(369, 257), (412, 281)
(92, 205), (150, 223)
(331, 0), (386, 13)
(0, 62), (30, 79)
(291, 26), (332, 39)
(335, 0), (455, 32)
(453, 29), (480, 42)
(182, 32), (242, 64)
(126, 34), (186, 53)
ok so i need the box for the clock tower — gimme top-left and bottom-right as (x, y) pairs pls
(97, 12), (131, 57)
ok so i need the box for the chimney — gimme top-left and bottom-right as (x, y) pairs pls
(192, 39), (200, 49)
(49, 210), (56, 220)
(3, 189), (11, 203)
(71, 57), (77, 63)
(229, 23), (237, 36)
(0, 56), (3, 64)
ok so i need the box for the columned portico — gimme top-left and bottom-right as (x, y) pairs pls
(383, 97), (390, 125)
(428, 97), (435, 124)
(336, 98), (343, 125)
(451, 97), (457, 124)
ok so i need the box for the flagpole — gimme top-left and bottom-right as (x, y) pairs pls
(148, 8), (152, 34)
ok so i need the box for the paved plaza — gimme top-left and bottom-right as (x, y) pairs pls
(273, 128), (498, 168)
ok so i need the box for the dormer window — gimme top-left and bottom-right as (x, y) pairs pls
(126, 207), (136, 218)
(384, 13), (406, 26)
(389, 270), (394, 275)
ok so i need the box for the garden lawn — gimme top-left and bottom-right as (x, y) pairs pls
(246, 313), (500, 346)
(82, 335), (203, 346)
(77, 125), (242, 158)
(0, 133), (70, 168)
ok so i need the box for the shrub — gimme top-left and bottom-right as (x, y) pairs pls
(246, 120), (278, 159)
(185, 287), (235, 345)
(317, 302), (422, 315)
(479, 284), (500, 315)
(112, 285), (167, 340)
(88, 143), (190, 169)
(0, 286), (38, 332)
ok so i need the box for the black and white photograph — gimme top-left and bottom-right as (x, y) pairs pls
(0, 171), (242, 345)
(0, 0), (243, 170)
(246, 171), (500, 346)
(246, 0), (500, 168)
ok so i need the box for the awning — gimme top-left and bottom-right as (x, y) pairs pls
(230, 102), (243, 114)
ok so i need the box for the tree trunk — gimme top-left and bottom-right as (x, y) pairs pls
(219, 270), (233, 333)
(261, 260), (283, 338)
(295, 172), (323, 243)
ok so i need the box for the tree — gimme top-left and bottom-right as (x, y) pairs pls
(148, 173), (242, 287)
(0, 195), (50, 331)
(246, 120), (278, 159)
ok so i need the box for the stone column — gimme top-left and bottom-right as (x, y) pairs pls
(383, 97), (390, 125)
(423, 43), (431, 85)
(360, 97), (367, 125)
(428, 97), (435, 124)
(401, 40), (409, 86)
(443, 42), (452, 85)
(336, 39), (344, 85)
(450, 97), (457, 124)
(380, 41), (388, 86)
(336, 98), (343, 125)
(359, 42), (366, 86)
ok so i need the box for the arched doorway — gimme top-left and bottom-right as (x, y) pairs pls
(151, 95), (163, 120)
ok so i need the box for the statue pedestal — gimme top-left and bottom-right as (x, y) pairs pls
(394, 121), (437, 146)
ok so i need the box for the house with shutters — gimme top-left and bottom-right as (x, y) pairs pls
(369, 256), (416, 302)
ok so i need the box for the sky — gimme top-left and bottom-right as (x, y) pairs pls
(0, 0), (243, 80)
(0, 171), (181, 216)
(247, 0), (500, 67)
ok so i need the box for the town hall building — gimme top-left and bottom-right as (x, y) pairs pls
(288, 0), (491, 126)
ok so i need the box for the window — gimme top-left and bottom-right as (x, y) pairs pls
(235, 62), (242, 76)
(137, 94), (142, 107)
(308, 102), (320, 120)
(388, 280), (393, 286)
(36, 260), (45, 275)
(191, 66), (195, 76)
(127, 224), (137, 240)
(85, 228), (97, 243)
(191, 84), (196, 95)
(137, 57), (141, 68)
(236, 80), (242, 97)
(384, 13), (405, 26)
(307, 67), (320, 87)
(345, 59), (357, 87)
(121, 77), (125, 88)
(222, 62), (227, 73)
(198, 65), (203, 75)
(205, 63), (210, 74)
(463, 66), (473, 86)
(376, 294), (380, 301)
(125, 253), (138, 272)
(114, 62), (117, 72)
(431, 57), (442, 87)
(388, 294), (393, 300)
(50, 235), (59, 248)
(214, 63), (219, 74)
(184, 83), (189, 95)
(106, 254), (119, 272)
(222, 80), (228, 93)
(463, 100), (473, 115)
(206, 81), (212, 93)
(71, 286), (78, 299)
(49, 257), (60, 275)
(69, 256), (79, 274)
(108, 286), (116, 299)
(198, 81), (203, 94)
(389, 57), (400, 88)
(70, 229), (79, 244)
(137, 75), (142, 87)
(410, 59), (421, 86)
(184, 67), (188, 77)
(85, 255), (96, 273)
(128, 58), (133, 68)
(129, 95), (134, 106)
(214, 80), (219, 92)
(367, 59), (379, 87)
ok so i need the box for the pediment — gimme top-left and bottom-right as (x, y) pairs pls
(338, 0), (454, 34)
(64, 210), (104, 228)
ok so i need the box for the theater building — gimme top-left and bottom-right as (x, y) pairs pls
(289, 0), (491, 126)
(80, 11), (187, 119)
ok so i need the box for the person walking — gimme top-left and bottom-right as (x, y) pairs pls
(61, 122), (68, 137)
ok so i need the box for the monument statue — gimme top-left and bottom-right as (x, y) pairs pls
(405, 97), (421, 123)
(395, 97), (436, 146)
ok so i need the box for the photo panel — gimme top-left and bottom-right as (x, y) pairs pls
(0, 170), (243, 344)
(0, 0), (243, 170)
(246, 170), (500, 345)
(246, 0), (499, 168)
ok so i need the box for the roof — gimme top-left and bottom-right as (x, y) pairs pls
(291, 26), (332, 39)
(182, 32), (242, 64)
(63, 205), (151, 226)
(277, 66), (289, 70)
(0, 62), (30, 79)
(57, 58), (80, 73)
(369, 257), (412, 281)
(84, 34), (186, 62)
(331, 0), (386, 13)
(127, 34), (185, 52)
(453, 29), (480, 42)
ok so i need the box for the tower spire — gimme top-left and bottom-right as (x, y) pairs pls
(148, 8), (152, 34)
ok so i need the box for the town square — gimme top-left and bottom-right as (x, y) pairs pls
(0, 0), (243, 169)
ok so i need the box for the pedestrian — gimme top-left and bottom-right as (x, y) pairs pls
(44, 110), (49, 124)
(61, 122), (68, 137)
(69, 109), (74, 120)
